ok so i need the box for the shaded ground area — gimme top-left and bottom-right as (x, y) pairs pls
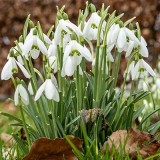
(0, 0), (160, 98)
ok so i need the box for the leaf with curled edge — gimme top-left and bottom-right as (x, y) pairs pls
(23, 135), (83, 160)
(103, 128), (160, 159)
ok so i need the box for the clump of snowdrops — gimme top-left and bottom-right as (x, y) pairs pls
(1, 2), (158, 159)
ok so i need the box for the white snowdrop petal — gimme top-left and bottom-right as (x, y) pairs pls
(17, 56), (24, 65)
(140, 44), (149, 57)
(23, 38), (33, 56)
(28, 82), (34, 95)
(125, 41), (134, 57)
(141, 36), (147, 46)
(111, 24), (120, 44)
(11, 57), (17, 69)
(30, 49), (40, 59)
(37, 38), (48, 55)
(83, 12), (101, 40)
(14, 86), (19, 106)
(63, 44), (72, 63)
(107, 52), (114, 62)
(125, 28), (140, 45)
(78, 45), (92, 62)
(16, 61), (30, 79)
(45, 79), (55, 100)
(132, 61), (140, 80)
(61, 65), (66, 77)
(52, 84), (60, 102)
(117, 28), (126, 50)
(19, 84), (29, 105)
(66, 20), (82, 36)
(51, 74), (58, 88)
(48, 44), (58, 57)
(35, 82), (46, 101)
(1, 59), (13, 80)
(142, 59), (156, 76)
(65, 57), (75, 76)
(71, 54), (82, 66)
(43, 33), (52, 44)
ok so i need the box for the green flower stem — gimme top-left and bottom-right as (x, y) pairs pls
(129, 81), (135, 103)
(75, 66), (82, 115)
(96, 45), (106, 103)
(57, 46), (64, 121)
(19, 103), (31, 148)
(93, 46), (100, 104)
(51, 100), (58, 138)
(113, 52), (121, 88)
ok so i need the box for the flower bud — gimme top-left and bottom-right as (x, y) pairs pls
(129, 23), (133, 30)
(9, 48), (15, 57)
(90, 4), (96, 13)
(19, 35), (23, 43)
(29, 20), (35, 29)
(16, 77), (21, 84)
(51, 31), (54, 39)
(33, 28), (37, 35)
(63, 13), (68, 20)
(118, 21), (124, 27)
(57, 12), (63, 20)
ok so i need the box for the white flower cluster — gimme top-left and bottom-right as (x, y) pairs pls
(1, 8), (155, 106)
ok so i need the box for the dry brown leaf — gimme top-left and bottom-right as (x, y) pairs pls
(81, 108), (103, 124)
(103, 128), (160, 159)
(23, 135), (83, 160)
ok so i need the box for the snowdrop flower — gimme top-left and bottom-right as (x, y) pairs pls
(54, 19), (82, 45)
(1, 57), (30, 80)
(125, 61), (135, 80)
(124, 28), (140, 46)
(107, 25), (141, 54)
(22, 29), (51, 57)
(48, 56), (58, 73)
(13, 42), (25, 65)
(125, 40), (135, 57)
(47, 40), (58, 73)
(28, 82), (34, 95)
(14, 84), (29, 106)
(107, 24), (120, 46)
(132, 59), (155, 80)
(138, 79), (148, 91)
(116, 27), (127, 52)
(35, 79), (59, 102)
(83, 12), (106, 40)
(48, 40), (58, 57)
(139, 36), (148, 57)
(61, 40), (92, 77)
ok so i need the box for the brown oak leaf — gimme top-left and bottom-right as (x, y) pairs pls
(103, 128), (160, 159)
(23, 135), (83, 160)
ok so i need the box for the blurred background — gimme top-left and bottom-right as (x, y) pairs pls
(0, 0), (160, 99)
